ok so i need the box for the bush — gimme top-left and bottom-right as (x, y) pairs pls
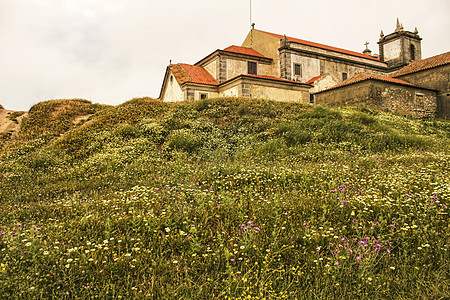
(165, 129), (202, 153)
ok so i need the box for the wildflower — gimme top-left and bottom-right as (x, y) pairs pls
(25, 242), (31, 247)
(356, 256), (361, 261)
(390, 266), (395, 270)
(254, 227), (260, 232)
(341, 200), (347, 206)
(43, 251), (49, 255)
(172, 260), (178, 264)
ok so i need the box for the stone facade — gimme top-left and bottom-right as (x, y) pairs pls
(315, 80), (437, 118)
(378, 20), (422, 71)
(393, 64), (450, 118)
(159, 20), (448, 118)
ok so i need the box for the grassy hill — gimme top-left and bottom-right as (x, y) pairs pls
(0, 97), (449, 299)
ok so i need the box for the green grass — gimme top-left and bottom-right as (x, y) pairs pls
(0, 97), (449, 299)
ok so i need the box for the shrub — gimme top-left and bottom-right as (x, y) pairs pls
(115, 124), (140, 139)
(165, 129), (202, 153)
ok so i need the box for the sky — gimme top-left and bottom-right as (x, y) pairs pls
(0, 0), (449, 111)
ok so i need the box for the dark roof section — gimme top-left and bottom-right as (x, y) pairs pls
(305, 74), (327, 84)
(195, 46), (272, 66)
(223, 46), (266, 57)
(170, 64), (218, 86)
(257, 29), (383, 63)
(390, 51), (450, 77)
(318, 73), (420, 93)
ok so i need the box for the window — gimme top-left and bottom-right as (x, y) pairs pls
(248, 61), (257, 75)
(415, 93), (424, 109)
(342, 73), (348, 81)
(294, 63), (302, 76)
(200, 93), (208, 100)
(410, 44), (416, 60)
(310, 94), (315, 104)
(170, 75), (173, 83)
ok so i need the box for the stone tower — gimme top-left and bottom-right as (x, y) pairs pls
(378, 18), (422, 71)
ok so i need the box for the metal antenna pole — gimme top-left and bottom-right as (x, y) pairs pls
(250, 0), (252, 27)
(250, 0), (253, 48)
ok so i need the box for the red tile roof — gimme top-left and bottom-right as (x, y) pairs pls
(306, 74), (327, 84)
(390, 51), (450, 77)
(323, 73), (416, 92)
(223, 45), (265, 57)
(257, 30), (383, 63)
(170, 64), (218, 86)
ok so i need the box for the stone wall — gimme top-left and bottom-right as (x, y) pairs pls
(203, 59), (218, 81)
(394, 64), (450, 118)
(280, 49), (387, 84)
(161, 71), (184, 102)
(241, 29), (282, 77)
(184, 84), (219, 101)
(226, 58), (271, 81)
(315, 80), (437, 118)
(219, 76), (310, 103)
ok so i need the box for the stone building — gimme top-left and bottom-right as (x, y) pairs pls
(389, 52), (450, 118)
(159, 19), (449, 117)
(314, 73), (437, 118)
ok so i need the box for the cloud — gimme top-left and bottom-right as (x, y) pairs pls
(0, 0), (448, 110)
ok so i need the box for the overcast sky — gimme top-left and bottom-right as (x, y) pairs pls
(1, 0), (449, 111)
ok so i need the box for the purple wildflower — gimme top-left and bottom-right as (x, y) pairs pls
(356, 256), (361, 261)
(253, 227), (260, 232)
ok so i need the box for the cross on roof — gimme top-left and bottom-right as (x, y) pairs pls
(364, 41), (370, 50)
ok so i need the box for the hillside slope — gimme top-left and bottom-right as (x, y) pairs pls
(0, 97), (449, 299)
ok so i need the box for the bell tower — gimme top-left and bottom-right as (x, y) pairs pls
(378, 18), (422, 71)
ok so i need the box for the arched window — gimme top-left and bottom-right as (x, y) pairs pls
(410, 44), (415, 60)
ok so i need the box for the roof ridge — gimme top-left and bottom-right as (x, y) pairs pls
(390, 51), (450, 77)
(322, 72), (417, 92)
(255, 29), (383, 63)
(178, 63), (193, 82)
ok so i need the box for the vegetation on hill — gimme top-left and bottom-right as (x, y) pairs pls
(0, 97), (449, 299)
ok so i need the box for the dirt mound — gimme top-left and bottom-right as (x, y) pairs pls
(0, 109), (27, 137)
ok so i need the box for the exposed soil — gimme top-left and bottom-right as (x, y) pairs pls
(0, 109), (28, 137)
